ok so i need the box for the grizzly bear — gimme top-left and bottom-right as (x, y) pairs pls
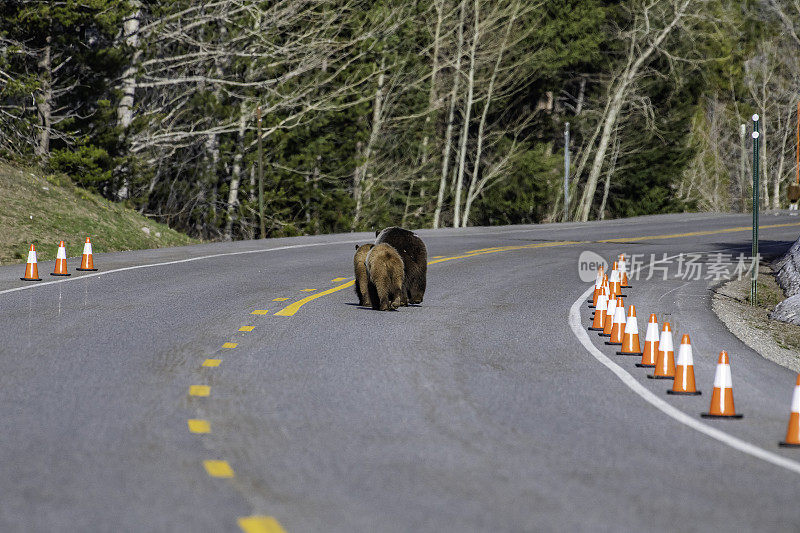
(353, 243), (374, 307)
(366, 243), (405, 311)
(375, 226), (427, 304)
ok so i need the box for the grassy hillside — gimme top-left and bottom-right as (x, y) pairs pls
(0, 161), (197, 265)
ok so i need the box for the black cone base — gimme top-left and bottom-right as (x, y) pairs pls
(635, 363), (655, 368)
(588, 305), (595, 309)
(76, 268), (98, 271)
(667, 390), (702, 396)
(20, 277), (42, 281)
(617, 351), (642, 356)
(701, 413), (743, 419)
(588, 327), (604, 331)
(50, 273), (71, 276)
(605, 341), (622, 345)
(647, 374), (674, 380)
(599, 333), (611, 337)
(779, 441), (800, 447)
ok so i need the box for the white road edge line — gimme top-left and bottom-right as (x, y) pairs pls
(0, 239), (369, 297)
(568, 282), (800, 476)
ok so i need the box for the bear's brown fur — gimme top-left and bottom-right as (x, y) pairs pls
(375, 226), (427, 304)
(353, 243), (374, 307)
(366, 243), (405, 311)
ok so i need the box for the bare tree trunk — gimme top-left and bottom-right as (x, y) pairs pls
(351, 60), (386, 230)
(576, 0), (691, 221)
(774, 104), (793, 208)
(117, 0), (142, 130)
(401, 180), (414, 227)
(433, 0), (467, 229)
(421, 0), (444, 169)
(453, 0), (480, 228)
(575, 76), (587, 115)
(224, 101), (248, 240)
(598, 129), (620, 220)
(313, 155), (321, 234)
(739, 123), (747, 211)
(462, 0), (519, 226)
(35, 34), (52, 160)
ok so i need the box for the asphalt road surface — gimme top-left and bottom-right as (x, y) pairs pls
(2, 213), (800, 532)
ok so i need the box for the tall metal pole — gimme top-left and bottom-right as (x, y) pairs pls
(751, 114), (760, 305)
(796, 101), (799, 186)
(257, 105), (265, 239)
(563, 122), (570, 222)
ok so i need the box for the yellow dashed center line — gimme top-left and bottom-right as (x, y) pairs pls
(272, 297), (289, 301)
(274, 280), (356, 316)
(203, 460), (234, 478)
(239, 326), (254, 332)
(188, 419), (210, 434)
(222, 342), (238, 349)
(251, 310), (269, 315)
(238, 516), (287, 533)
(300, 288), (317, 292)
(189, 385), (210, 397)
(331, 277), (348, 282)
(202, 358), (221, 367)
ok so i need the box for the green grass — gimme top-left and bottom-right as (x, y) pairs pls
(0, 161), (197, 265)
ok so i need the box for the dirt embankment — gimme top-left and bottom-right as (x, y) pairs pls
(712, 253), (800, 373)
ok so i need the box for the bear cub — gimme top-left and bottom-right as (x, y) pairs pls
(366, 243), (406, 311)
(353, 243), (374, 307)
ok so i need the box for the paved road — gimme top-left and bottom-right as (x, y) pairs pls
(2, 213), (800, 532)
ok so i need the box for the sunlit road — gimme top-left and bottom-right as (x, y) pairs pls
(2, 213), (800, 532)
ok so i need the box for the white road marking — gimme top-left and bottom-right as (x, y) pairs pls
(0, 239), (364, 297)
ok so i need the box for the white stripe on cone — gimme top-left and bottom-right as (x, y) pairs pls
(613, 305), (626, 326)
(27, 250), (37, 263)
(83, 242), (93, 255)
(624, 314), (639, 335)
(659, 327), (674, 353)
(56, 246), (66, 259)
(713, 363), (733, 388)
(645, 321), (659, 341)
(605, 298), (618, 320)
(595, 293), (607, 312)
(791, 386), (800, 413)
(676, 341), (694, 366)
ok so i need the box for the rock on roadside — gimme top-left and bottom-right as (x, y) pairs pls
(771, 237), (800, 325)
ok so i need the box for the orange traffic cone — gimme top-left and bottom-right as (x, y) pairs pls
(51, 240), (71, 276)
(635, 314), (659, 368)
(20, 244), (42, 281)
(590, 270), (605, 308)
(701, 351), (742, 418)
(76, 237), (98, 271)
(605, 298), (626, 345)
(779, 375), (800, 447)
(648, 322), (675, 379)
(601, 295), (620, 337)
(608, 262), (622, 297)
(619, 253), (630, 288)
(589, 288), (608, 331)
(617, 305), (641, 355)
(589, 266), (605, 306)
(668, 334), (701, 395)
